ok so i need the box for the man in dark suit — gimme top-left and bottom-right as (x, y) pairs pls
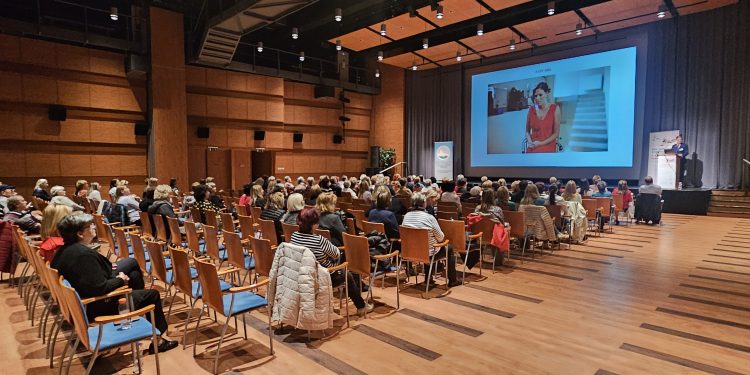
(672, 134), (689, 187)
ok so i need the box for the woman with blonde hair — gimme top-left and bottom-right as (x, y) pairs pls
(87, 182), (102, 203)
(260, 191), (286, 243)
(251, 184), (266, 208)
(38, 204), (73, 262)
(316, 192), (347, 246)
(520, 183), (545, 206)
(281, 193), (304, 225)
(562, 180), (582, 204)
(357, 179), (372, 203)
(33, 178), (52, 201)
(75, 180), (89, 198)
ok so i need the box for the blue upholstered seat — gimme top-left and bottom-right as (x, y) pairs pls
(165, 267), (198, 284)
(88, 319), (160, 351)
(191, 279), (232, 298)
(222, 292), (267, 316)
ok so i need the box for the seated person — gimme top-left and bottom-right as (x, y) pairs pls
(50, 186), (85, 211)
(290, 208), (372, 316)
(147, 185), (178, 240)
(461, 186), (482, 204)
(1, 184), (15, 217)
(639, 176), (662, 197)
(251, 184), (266, 208)
(592, 181), (613, 197)
(306, 185), (322, 206)
(511, 180), (528, 204)
(281, 193), (304, 225)
(496, 186), (516, 212)
(51, 212), (178, 354)
(39, 203), (72, 262)
(4, 195), (42, 234)
(316, 192), (346, 247)
(475, 190), (504, 223)
(260, 191), (286, 244)
(193, 184), (220, 224)
(402, 192), (461, 287)
(562, 180), (583, 204)
(115, 185), (143, 226)
(612, 180), (634, 225)
(438, 180), (462, 213)
(33, 179), (53, 202)
(367, 189), (400, 239)
(520, 183), (546, 206)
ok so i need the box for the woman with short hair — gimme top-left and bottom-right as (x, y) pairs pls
(50, 185), (84, 211)
(148, 185), (178, 240)
(367, 189), (400, 239)
(87, 182), (102, 203)
(281, 193), (304, 225)
(260, 191), (286, 243)
(116, 185), (142, 226)
(316, 192), (347, 246)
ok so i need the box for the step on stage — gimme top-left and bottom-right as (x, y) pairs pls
(660, 188), (711, 215)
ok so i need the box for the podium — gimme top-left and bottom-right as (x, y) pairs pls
(655, 150), (680, 189)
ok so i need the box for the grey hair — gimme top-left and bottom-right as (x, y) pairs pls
(410, 192), (426, 208)
(50, 185), (65, 195)
(154, 184), (172, 200)
(57, 212), (94, 245)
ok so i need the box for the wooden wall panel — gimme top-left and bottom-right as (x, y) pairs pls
(372, 64), (405, 175)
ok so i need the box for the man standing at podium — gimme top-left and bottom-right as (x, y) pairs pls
(672, 134), (689, 187)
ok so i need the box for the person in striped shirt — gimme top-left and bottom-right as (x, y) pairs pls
(290, 207), (373, 316)
(402, 192), (461, 287)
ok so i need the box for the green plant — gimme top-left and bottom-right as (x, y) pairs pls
(379, 148), (396, 168)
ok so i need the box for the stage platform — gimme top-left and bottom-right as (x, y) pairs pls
(660, 188), (711, 215)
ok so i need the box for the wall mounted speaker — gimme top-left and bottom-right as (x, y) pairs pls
(293, 133), (303, 143)
(333, 134), (343, 144)
(254, 130), (266, 140)
(370, 146), (381, 168)
(197, 126), (210, 139)
(134, 122), (149, 136)
(48, 105), (67, 121)
(125, 54), (148, 79)
(338, 115), (351, 122)
(314, 85), (335, 99)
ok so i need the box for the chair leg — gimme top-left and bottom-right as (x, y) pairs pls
(242, 313), (248, 340)
(396, 258), (401, 310)
(166, 290), (179, 321)
(84, 346), (100, 375)
(425, 259), (434, 294)
(192, 305), (206, 357)
(182, 297), (198, 350)
(48, 316), (62, 367)
(64, 337), (80, 375)
(213, 315), (233, 375)
(344, 275), (350, 328)
(266, 307), (274, 355)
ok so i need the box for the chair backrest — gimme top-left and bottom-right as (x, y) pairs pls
(194, 259), (225, 314)
(437, 201), (459, 215)
(399, 226), (430, 263)
(546, 205), (563, 227)
(281, 222), (298, 243)
(338, 194), (352, 204)
(140, 212), (154, 239)
(504, 210), (526, 238)
(49, 267), (72, 324)
(170, 196), (181, 210)
(257, 218), (278, 247)
(251, 207), (262, 224)
(153, 214), (169, 243)
(204, 210), (219, 229)
(472, 216), (496, 243)
(349, 209), (366, 230)
(346, 217), (357, 235)
(314, 228), (331, 240)
(582, 199), (598, 220)
(94, 214), (116, 251)
(437, 211), (459, 221)
(238, 215), (255, 241)
(342, 233), (371, 276)
(129, 234), (149, 275)
(596, 197), (612, 217)
(462, 202), (478, 218)
(58, 277), (91, 349)
(145, 239), (169, 285)
(223, 230), (246, 270)
(438, 219), (467, 252)
(203, 225), (223, 263)
(220, 212), (236, 232)
(113, 228), (130, 260)
(167, 216), (182, 246)
(250, 237), (274, 277)
(190, 207), (201, 223)
(352, 198), (366, 206)
(184, 220), (202, 254)
(361, 220), (385, 235)
(235, 203), (248, 216)
(338, 202), (351, 212)
(397, 196), (411, 210)
(612, 193), (624, 211)
(168, 246), (194, 297)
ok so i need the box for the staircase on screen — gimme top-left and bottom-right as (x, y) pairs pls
(568, 89), (608, 152)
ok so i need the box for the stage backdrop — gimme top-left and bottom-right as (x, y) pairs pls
(405, 0), (750, 189)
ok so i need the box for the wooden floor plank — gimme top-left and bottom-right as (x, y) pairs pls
(678, 283), (750, 297)
(688, 274), (750, 286)
(398, 308), (483, 337)
(352, 324), (442, 361)
(640, 323), (750, 353)
(464, 284), (544, 303)
(438, 296), (516, 318)
(568, 249), (625, 258)
(695, 266), (750, 276)
(668, 294), (750, 312)
(507, 266), (585, 281)
(620, 343), (744, 375)
(655, 307), (750, 330)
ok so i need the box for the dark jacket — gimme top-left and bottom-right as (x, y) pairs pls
(139, 197), (154, 212)
(51, 242), (124, 298)
(366, 208), (400, 239)
(33, 188), (52, 202)
(319, 212), (347, 246)
(148, 200), (176, 239)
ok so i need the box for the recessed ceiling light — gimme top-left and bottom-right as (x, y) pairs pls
(436, 5), (444, 19)
(422, 38), (429, 49)
(336, 40), (342, 51)
(110, 6), (118, 21)
(575, 23), (583, 36)
(412, 61), (418, 71)
(375, 69), (381, 78)
(335, 8), (342, 22)
(380, 23), (387, 36)
(299, 51), (305, 61)
(547, 1), (555, 15)
(256, 42), (263, 52)
(657, 5), (667, 18)
(378, 51), (384, 61)
(477, 23), (484, 36)
(456, 51), (462, 62)
(509, 39), (516, 50)
(292, 27), (299, 39)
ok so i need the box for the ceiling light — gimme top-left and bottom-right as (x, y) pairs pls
(477, 23), (484, 36)
(110, 6), (118, 21)
(575, 23), (583, 36)
(422, 38), (429, 49)
(292, 27), (299, 39)
(456, 51), (462, 62)
(509, 39), (516, 50)
(256, 42), (263, 52)
(547, 1), (555, 15)
(436, 5), (444, 19)
(299, 51), (305, 62)
(378, 51), (384, 61)
(336, 40), (342, 51)
(375, 69), (381, 78)
(380, 23), (387, 36)
(412, 61), (418, 71)
(335, 8), (342, 22)
(657, 5), (667, 18)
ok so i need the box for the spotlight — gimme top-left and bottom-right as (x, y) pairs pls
(380, 23), (387, 36)
(422, 38), (429, 49)
(256, 42), (263, 52)
(575, 23), (583, 36)
(477, 23), (484, 36)
(336, 40), (342, 51)
(456, 51), (462, 62)
(657, 5), (667, 18)
(299, 51), (305, 62)
(509, 39), (516, 50)
(375, 69), (381, 78)
(436, 5), (444, 19)
(335, 8), (342, 22)
(411, 61), (418, 71)
(110, 6), (118, 21)
(547, 1), (555, 15)
(292, 27), (299, 39)
(378, 51), (384, 61)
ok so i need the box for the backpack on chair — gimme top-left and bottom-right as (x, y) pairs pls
(107, 203), (130, 226)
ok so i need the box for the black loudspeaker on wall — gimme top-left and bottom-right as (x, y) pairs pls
(293, 133), (303, 142)
(197, 127), (210, 139)
(254, 130), (266, 140)
(134, 122), (149, 136)
(125, 54), (148, 79)
(370, 146), (381, 167)
(48, 105), (67, 121)
(313, 85), (335, 99)
(333, 134), (343, 144)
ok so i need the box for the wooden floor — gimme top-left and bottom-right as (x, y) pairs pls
(3, 213), (750, 374)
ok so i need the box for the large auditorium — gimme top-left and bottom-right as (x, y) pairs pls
(1, 0), (749, 374)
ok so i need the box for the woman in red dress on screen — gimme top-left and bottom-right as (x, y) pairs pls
(525, 82), (561, 153)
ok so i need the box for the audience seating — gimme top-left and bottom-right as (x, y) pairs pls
(399, 226), (450, 294)
(439, 218), (482, 283)
(343, 233), (400, 311)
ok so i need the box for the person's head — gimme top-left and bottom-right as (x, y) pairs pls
(479, 189), (495, 211)
(266, 191), (284, 210)
(251, 184), (264, 199)
(410, 192), (427, 209)
(115, 185), (131, 198)
(519, 180), (529, 194)
(109, 179), (118, 188)
(676, 134), (683, 144)
(533, 82), (551, 106)
(241, 184), (252, 196)
(521, 183), (540, 205)
(286, 193), (304, 212)
(154, 184), (172, 201)
(481, 180), (493, 190)
(441, 180), (456, 193)
(57, 212), (95, 246)
(470, 186), (482, 197)
(35, 179), (49, 190)
(89, 182), (100, 192)
(205, 177), (215, 184)
(169, 178), (177, 189)
(549, 176), (558, 185)
(316, 192), (337, 214)
(358, 180), (370, 197)
(535, 182), (546, 194)
(7, 195), (27, 212)
(579, 178), (590, 192)
(480, 176), (488, 182)
(498, 178), (506, 187)
(40, 203), (72, 239)
(497, 186), (510, 202)
(343, 180), (351, 190)
(549, 184), (558, 203)
(597, 181), (607, 192)
(0, 184), (16, 197)
(194, 184), (209, 201)
(618, 180), (629, 192)
(456, 174), (465, 181)
(644, 176), (654, 185)
(310, 184), (323, 200)
(74, 180), (88, 193)
(592, 175), (601, 184)
(50, 185), (66, 196)
(375, 189), (392, 210)
(510, 180), (520, 192)
(206, 182), (217, 193)
(297, 207), (320, 234)
(564, 180), (577, 198)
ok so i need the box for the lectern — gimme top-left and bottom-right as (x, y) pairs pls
(656, 149), (680, 189)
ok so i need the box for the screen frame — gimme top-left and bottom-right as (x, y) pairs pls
(462, 31), (649, 180)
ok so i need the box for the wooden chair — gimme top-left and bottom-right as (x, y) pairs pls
(220, 212), (238, 232)
(349, 209), (366, 231)
(461, 202), (478, 218)
(153, 214), (169, 244)
(192, 259), (272, 375)
(58, 278), (162, 375)
(612, 194), (628, 225)
(437, 201), (460, 218)
(343, 233), (400, 313)
(204, 210), (220, 229)
(472, 216), (504, 271)
(504, 211), (534, 262)
(439, 219), (482, 283)
(145, 239), (175, 298)
(203, 225), (228, 266)
(346, 217), (358, 235)
(257, 218), (279, 248)
(582, 199), (601, 236)
(167, 216), (184, 247)
(399, 226), (450, 294)
(234, 203), (248, 216)
(314, 228), (332, 240)
(596, 197), (614, 233)
(339, 201), (352, 212)
(251, 207), (262, 225)
(224, 230), (255, 284)
(112, 227), (132, 261)
(250, 237), (275, 283)
(190, 207), (201, 223)
(184, 220), (205, 255)
(437, 211), (459, 220)
(140, 212), (155, 240)
(281, 222), (298, 242)
(238, 214), (256, 242)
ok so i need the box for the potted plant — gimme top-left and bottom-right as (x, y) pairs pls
(379, 148), (396, 175)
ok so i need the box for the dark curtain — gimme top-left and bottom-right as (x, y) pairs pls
(405, 1), (750, 188)
(405, 65), (463, 178)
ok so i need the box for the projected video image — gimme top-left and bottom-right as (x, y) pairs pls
(470, 47), (636, 168)
(487, 67), (610, 154)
